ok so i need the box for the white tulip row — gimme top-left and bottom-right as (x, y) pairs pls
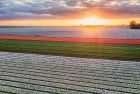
(0, 52), (140, 94)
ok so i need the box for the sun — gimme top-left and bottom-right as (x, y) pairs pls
(77, 17), (106, 25)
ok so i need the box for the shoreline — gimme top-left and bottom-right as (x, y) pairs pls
(0, 35), (140, 45)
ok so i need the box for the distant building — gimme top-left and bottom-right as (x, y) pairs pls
(130, 21), (140, 29)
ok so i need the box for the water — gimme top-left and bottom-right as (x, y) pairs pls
(0, 26), (140, 39)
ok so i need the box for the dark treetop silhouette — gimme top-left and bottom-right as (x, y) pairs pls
(130, 21), (140, 29)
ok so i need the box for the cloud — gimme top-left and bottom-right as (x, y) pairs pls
(0, 0), (140, 19)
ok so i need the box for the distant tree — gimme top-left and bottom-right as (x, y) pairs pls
(130, 21), (136, 28)
(130, 21), (136, 26)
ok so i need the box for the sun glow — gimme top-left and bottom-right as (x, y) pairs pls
(77, 17), (107, 25)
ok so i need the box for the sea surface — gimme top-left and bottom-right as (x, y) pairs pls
(0, 26), (140, 39)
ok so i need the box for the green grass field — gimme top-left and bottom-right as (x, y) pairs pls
(0, 40), (140, 61)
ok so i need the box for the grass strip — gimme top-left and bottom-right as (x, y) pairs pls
(0, 40), (140, 61)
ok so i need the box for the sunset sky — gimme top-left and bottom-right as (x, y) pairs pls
(0, 0), (140, 26)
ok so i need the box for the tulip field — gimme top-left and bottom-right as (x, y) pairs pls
(0, 52), (140, 94)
